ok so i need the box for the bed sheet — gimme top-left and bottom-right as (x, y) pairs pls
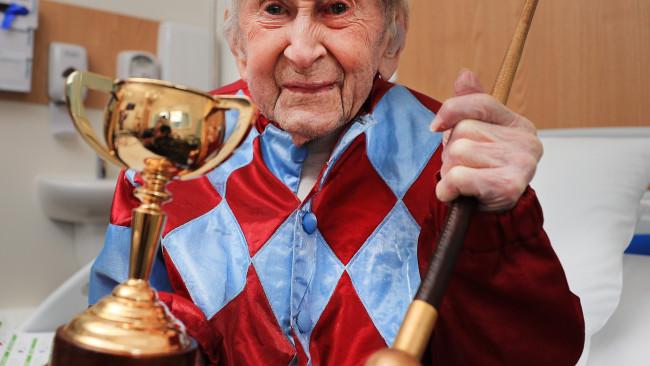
(586, 254), (650, 366)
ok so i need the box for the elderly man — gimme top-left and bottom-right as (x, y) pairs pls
(89, 0), (584, 365)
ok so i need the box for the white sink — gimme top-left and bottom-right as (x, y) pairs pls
(37, 176), (117, 224)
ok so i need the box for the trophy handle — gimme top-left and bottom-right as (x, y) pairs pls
(181, 95), (255, 180)
(65, 71), (125, 168)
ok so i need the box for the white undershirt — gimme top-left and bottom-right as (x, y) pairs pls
(296, 132), (340, 201)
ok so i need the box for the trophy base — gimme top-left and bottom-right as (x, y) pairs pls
(50, 327), (198, 366)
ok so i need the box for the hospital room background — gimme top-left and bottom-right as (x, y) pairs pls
(0, 1), (648, 365)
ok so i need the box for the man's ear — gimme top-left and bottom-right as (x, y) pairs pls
(378, 12), (407, 80)
(225, 8), (248, 80)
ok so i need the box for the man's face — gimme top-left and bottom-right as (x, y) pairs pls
(232, 0), (399, 145)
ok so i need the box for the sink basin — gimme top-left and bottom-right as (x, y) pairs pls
(37, 177), (117, 224)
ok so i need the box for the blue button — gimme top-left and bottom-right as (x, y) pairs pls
(302, 212), (317, 234)
(291, 147), (307, 163)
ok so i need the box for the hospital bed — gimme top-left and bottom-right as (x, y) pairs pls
(17, 127), (650, 365)
(533, 127), (650, 365)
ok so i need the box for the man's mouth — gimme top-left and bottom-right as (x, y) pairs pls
(282, 82), (336, 94)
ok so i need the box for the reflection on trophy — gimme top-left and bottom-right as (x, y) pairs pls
(49, 71), (255, 365)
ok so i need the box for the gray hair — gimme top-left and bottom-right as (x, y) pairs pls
(224, 0), (409, 55)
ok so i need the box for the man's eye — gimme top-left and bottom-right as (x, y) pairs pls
(264, 4), (286, 15)
(328, 2), (349, 15)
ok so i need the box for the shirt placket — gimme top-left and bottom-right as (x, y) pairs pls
(290, 200), (319, 335)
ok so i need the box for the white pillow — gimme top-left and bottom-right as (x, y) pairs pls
(531, 132), (650, 365)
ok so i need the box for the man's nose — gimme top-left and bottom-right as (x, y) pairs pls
(283, 18), (326, 70)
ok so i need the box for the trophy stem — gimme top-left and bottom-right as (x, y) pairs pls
(50, 157), (197, 365)
(129, 158), (175, 280)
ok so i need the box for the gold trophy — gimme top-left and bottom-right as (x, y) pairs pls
(50, 71), (256, 365)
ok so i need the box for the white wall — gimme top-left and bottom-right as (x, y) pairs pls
(215, 1), (241, 85)
(0, 0), (238, 309)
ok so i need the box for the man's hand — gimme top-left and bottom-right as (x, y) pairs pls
(430, 70), (543, 212)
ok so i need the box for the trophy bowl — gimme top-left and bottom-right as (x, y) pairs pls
(67, 71), (254, 179)
(49, 71), (256, 366)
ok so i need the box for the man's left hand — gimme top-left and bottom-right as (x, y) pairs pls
(430, 70), (543, 212)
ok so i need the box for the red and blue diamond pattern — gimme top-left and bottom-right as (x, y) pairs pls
(92, 80), (449, 365)
(91, 79), (585, 366)
(160, 83), (441, 365)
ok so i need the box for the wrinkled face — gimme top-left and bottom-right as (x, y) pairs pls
(231, 0), (401, 145)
